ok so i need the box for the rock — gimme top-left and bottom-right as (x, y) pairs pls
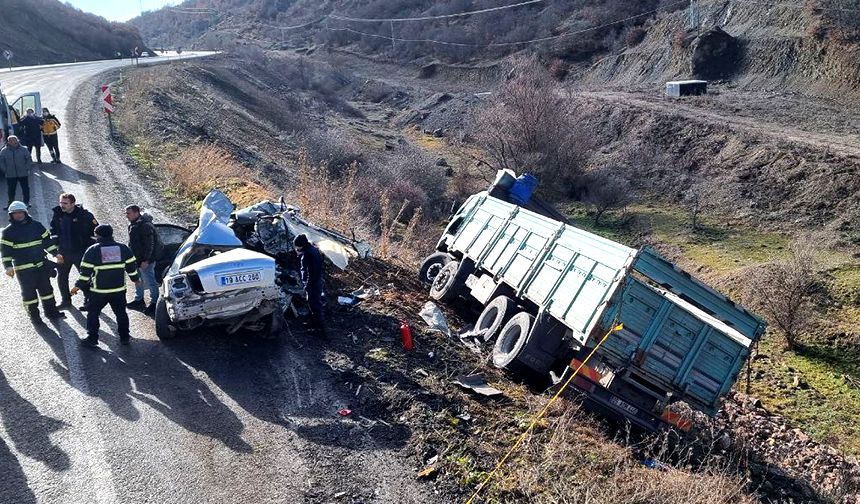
(717, 432), (732, 450)
(435, 157), (448, 167)
(691, 27), (742, 80)
(432, 128), (444, 138)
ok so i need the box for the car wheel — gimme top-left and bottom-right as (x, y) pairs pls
(154, 298), (176, 340)
(476, 295), (517, 343)
(492, 311), (535, 374)
(418, 252), (451, 284)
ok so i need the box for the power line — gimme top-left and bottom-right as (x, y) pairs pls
(256, 17), (326, 31)
(330, 0), (545, 23)
(329, 0), (689, 48)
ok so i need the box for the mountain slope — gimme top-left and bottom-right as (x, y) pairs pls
(0, 0), (147, 66)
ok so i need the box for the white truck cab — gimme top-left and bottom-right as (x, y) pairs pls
(0, 84), (41, 147)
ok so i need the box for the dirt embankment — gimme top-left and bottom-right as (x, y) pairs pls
(580, 0), (860, 101)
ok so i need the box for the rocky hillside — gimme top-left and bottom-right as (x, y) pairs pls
(0, 0), (147, 66)
(131, 0), (860, 99)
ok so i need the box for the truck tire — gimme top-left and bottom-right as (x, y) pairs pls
(476, 295), (516, 343)
(492, 311), (535, 373)
(429, 260), (467, 302)
(154, 298), (176, 340)
(418, 252), (451, 284)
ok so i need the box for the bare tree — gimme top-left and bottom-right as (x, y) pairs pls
(744, 237), (820, 351)
(582, 169), (634, 225)
(473, 57), (590, 197)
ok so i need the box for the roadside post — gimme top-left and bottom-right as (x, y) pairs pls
(3, 50), (12, 72)
(102, 85), (114, 137)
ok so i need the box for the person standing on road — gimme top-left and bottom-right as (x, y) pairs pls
(18, 109), (43, 164)
(294, 234), (326, 336)
(125, 205), (163, 315)
(50, 193), (98, 310)
(71, 225), (140, 347)
(41, 108), (61, 163)
(1, 201), (66, 325)
(0, 136), (32, 209)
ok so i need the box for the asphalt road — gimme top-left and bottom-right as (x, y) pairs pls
(0, 55), (430, 503)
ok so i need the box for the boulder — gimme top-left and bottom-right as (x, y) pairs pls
(691, 27), (743, 80)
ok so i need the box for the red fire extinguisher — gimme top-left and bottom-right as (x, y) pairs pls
(400, 320), (414, 351)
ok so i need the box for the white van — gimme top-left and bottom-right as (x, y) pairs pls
(0, 85), (42, 147)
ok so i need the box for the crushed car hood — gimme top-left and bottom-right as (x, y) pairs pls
(235, 199), (372, 269)
(170, 190), (371, 277)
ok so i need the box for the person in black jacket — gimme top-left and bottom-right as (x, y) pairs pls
(1, 201), (65, 325)
(294, 234), (326, 336)
(50, 193), (98, 309)
(71, 225), (139, 347)
(125, 205), (163, 314)
(18, 109), (43, 164)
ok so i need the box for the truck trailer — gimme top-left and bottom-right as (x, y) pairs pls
(423, 189), (765, 431)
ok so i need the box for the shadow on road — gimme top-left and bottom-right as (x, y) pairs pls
(0, 368), (70, 472)
(43, 318), (253, 454)
(0, 436), (37, 504)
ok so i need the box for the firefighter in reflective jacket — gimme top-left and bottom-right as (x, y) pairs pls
(71, 224), (140, 347)
(1, 201), (66, 324)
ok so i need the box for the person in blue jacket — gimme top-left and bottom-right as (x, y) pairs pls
(293, 234), (325, 336)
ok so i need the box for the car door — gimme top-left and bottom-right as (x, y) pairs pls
(10, 92), (42, 145)
(154, 224), (193, 281)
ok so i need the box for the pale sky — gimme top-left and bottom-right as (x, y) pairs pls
(65, 0), (179, 22)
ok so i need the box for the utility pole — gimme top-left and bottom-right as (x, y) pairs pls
(690, 0), (701, 35)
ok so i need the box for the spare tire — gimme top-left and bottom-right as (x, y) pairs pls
(492, 311), (535, 373)
(418, 252), (451, 284)
(475, 295), (516, 343)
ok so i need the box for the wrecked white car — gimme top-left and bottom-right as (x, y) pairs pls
(153, 190), (370, 340)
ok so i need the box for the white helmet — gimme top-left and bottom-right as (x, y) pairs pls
(7, 201), (28, 214)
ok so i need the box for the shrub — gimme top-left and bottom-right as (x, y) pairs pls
(744, 237), (821, 351)
(582, 168), (635, 224)
(625, 26), (648, 47)
(473, 57), (590, 199)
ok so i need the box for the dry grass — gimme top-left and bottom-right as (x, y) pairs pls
(473, 401), (752, 504)
(161, 144), (274, 208)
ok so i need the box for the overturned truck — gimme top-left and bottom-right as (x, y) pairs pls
(154, 190), (370, 340)
(423, 179), (766, 431)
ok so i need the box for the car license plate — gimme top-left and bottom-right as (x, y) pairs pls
(218, 270), (262, 287)
(609, 395), (639, 416)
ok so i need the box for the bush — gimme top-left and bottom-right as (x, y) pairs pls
(473, 57), (590, 199)
(299, 128), (364, 177)
(582, 168), (635, 224)
(744, 237), (821, 351)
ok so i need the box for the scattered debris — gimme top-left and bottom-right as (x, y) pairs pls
(338, 295), (360, 306)
(415, 368), (430, 377)
(417, 465), (439, 480)
(419, 301), (451, 337)
(333, 491), (348, 499)
(454, 374), (503, 397)
(458, 327), (488, 354)
(337, 408), (353, 417)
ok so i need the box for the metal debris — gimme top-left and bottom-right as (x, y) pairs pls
(454, 374), (503, 397)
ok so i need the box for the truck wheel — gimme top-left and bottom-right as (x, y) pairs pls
(429, 261), (467, 302)
(154, 298), (176, 340)
(476, 295), (516, 343)
(418, 252), (451, 284)
(492, 311), (535, 373)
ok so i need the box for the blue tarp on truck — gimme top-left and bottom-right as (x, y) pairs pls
(424, 191), (766, 430)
